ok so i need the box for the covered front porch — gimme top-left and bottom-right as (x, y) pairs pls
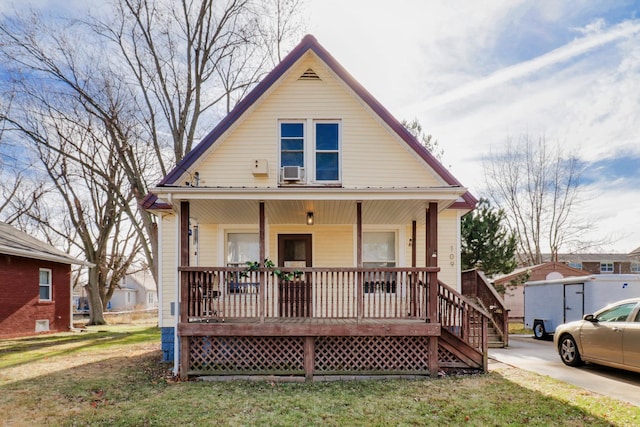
(167, 192), (487, 379)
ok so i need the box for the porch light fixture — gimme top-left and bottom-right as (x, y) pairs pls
(306, 211), (314, 225)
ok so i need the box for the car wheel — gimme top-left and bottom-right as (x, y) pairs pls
(559, 334), (583, 367)
(533, 320), (546, 340)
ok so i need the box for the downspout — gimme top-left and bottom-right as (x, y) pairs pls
(69, 266), (74, 332)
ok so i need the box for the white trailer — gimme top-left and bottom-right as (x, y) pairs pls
(524, 274), (640, 339)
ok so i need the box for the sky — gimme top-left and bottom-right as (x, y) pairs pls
(304, 0), (640, 253)
(2, 0), (639, 253)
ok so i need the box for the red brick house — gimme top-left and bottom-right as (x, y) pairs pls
(0, 222), (89, 338)
(542, 253), (640, 275)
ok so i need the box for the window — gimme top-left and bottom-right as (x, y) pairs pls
(148, 293), (154, 304)
(39, 269), (52, 301)
(279, 120), (341, 184)
(227, 233), (260, 294)
(631, 262), (640, 273)
(227, 233), (259, 266)
(596, 302), (636, 322)
(363, 231), (396, 293)
(280, 122), (305, 168)
(567, 262), (582, 270)
(600, 262), (614, 273)
(314, 122), (340, 181)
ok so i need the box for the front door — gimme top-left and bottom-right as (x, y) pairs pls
(278, 234), (312, 317)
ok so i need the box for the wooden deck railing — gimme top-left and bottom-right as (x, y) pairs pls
(461, 269), (508, 347)
(179, 266), (440, 322)
(438, 281), (488, 353)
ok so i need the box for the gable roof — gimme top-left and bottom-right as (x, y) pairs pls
(0, 222), (91, 266)
(158, 34), (476, 210)
(493, 262), (586, 285)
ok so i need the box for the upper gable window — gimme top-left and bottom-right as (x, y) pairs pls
(279, 120), (341, 185)
(280, 122), (305, 168)
(315, 122), (340, 181)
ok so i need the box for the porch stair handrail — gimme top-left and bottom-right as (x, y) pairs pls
(461, 269), (509, 347)
(437, 280), (489, 366)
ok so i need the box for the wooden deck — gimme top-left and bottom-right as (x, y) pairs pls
(177, 266), (488, 379)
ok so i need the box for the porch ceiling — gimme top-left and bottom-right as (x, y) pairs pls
(188, 199), (444, 225)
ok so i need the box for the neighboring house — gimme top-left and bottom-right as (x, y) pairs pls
(0, 222), (90, 338)
(145, 35), (486, 379)
(109, 270), (158, 311)
(492, 262), (585, 321)
(542, 253), (640, 275)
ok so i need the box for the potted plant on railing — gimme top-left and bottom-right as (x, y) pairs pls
(241, 258), (303, 281)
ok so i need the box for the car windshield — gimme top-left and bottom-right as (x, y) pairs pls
(596, 302), (637, 322)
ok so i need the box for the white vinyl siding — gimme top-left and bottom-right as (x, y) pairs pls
(191, 53), (443, 189)
(160, 214), (177, 327)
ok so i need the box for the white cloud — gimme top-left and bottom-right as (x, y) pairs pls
(408, 19), (640, 112)
(306, 2), (640, 252)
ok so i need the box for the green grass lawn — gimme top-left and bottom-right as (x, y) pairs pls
(0, 325), (638, 426)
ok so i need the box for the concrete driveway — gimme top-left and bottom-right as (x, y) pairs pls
(489, 335), (640, 407)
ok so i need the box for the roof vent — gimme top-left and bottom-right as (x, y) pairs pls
(299, 68), (320, 80)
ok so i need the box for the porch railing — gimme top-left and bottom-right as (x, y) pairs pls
(179, 266), (439, 322)
(438, 280), (488, 352)
(461, 269), (508, 347)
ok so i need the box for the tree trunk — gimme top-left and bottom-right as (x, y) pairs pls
(85, 268), (106, 325)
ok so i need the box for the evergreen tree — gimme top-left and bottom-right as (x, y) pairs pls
(462, 198), (518, 277)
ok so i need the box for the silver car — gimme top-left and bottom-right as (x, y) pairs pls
(554, 298), (640, 373)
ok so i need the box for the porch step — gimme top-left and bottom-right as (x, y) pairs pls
(473, 297), (507, 348)
(487, 326), (506, 348)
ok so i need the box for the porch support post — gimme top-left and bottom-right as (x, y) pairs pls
(426, 202), (438, 268)
(411, 220), (417, 268)
(180, 201), (190, 267)
(411, 220), (417, 316)
(426, 203), (439, 377)
(259, 201), (265, 322)
(179, 201), (190, 379)
(304, 336), (315, 382)
(356, 201), (363, 322)
(426, 203), (439, 322)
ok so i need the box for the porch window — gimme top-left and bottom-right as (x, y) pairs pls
(631, 262), (640, 273)
(314, 121), (340, 181)
(227, 233), (260, 293)
(600, 262), (614, 273)
(39, 268), (52, 301)
(363, 231), (396, 293)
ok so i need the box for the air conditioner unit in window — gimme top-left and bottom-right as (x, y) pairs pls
(281, 166), (302, 181)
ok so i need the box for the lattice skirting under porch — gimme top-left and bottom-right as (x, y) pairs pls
(188, 335), (475, 376)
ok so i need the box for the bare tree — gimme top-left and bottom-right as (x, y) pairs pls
(483, 134), (593, 265)
(0, 101), (46, 224)
(0, 0), (304, 286)
(4, 95), (143, 324)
